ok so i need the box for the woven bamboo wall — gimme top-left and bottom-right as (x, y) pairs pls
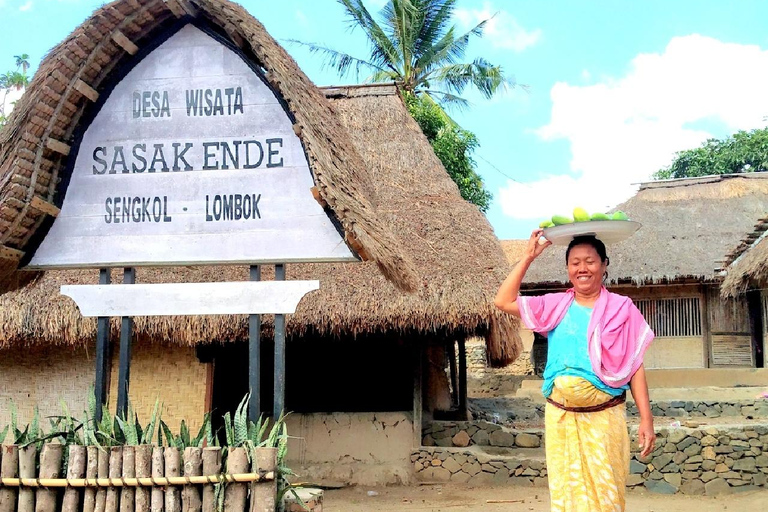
(0, 344), (93, 429)
(108, 340), (208, 432)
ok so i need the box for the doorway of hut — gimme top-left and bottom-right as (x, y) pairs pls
(199, 335), (415, 441)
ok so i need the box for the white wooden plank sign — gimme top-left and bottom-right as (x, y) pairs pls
(60, 280), (320, 317)
(27, 24), (356, 269)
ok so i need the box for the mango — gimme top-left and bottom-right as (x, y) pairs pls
(539, 219), (554, 228)
(573, 207), (590, 222)
(612, 211), (628, 221)
(590, 212), (610, 221)
(551, 215), (573, 226)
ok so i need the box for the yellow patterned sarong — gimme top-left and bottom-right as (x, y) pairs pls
(545, 376), (629, 512)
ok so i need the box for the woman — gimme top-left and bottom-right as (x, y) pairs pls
(495, 229), (655, 512)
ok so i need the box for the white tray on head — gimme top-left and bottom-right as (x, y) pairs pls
(542, 220), (641, 246)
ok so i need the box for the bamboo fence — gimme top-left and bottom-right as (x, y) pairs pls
(0, 445), (277, 512)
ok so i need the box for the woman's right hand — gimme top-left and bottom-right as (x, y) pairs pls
(523, 229), (552, 262)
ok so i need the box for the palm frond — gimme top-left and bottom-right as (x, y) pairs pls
(413, 0), (457, 58)
(338, 0), (401, 71)
(420, 89), (470, 110)
(285, 39), (386, 81)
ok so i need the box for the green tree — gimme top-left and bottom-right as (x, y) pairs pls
(404, 92), (491, 211)
(654, 128), (768, 180)
(1, 55), (31, 129)
(292, 0), (512, 210)
(14, 54), (30, 75)
(293, 0), (513, 107)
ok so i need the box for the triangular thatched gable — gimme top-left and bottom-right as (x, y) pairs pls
(0, 0), (418, 293)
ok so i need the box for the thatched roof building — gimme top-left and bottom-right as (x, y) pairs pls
(0, 0), (418, 294)
(523, 174), (768, 289)
(0, 0), (519, 366)
(721, 215), (768, 297)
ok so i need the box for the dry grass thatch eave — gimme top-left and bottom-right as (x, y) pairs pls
(721, 229), (768, 297)
(0, 86), (522, 367)
(523, 174), (768, 287)
(0, 0), (418, 294)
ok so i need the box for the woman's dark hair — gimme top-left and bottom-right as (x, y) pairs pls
(565, 235), (609, 265)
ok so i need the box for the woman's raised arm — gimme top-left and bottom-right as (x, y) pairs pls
(494, 229), (551, 317)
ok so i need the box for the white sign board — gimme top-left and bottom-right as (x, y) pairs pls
(61, 281), (320, 316)
(27, 24), (356, 269)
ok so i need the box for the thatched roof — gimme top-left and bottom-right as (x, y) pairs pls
(0, 84), (521, 366)
(0, 0), (418, 293)
(522, 174), (768, 289)
(500, 240), (528, 266)
(720, 216), (768, 297)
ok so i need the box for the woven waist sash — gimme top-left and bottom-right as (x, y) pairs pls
(546, 391), (627, 413)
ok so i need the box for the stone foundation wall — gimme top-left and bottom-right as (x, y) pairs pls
(412, 448), (548, 487)
(416, 421), (768, 495)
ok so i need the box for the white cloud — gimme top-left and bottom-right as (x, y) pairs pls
(295, 9), (308, 27)
(455, 3), (541, 52)
(18, 0), (32, 10)
(500, 34), (768, 222)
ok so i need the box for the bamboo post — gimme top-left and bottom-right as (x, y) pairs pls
(94, 448), (109, 512)
(248, 448), (277, 512)
(201, 448), (221, 512)
(135, 446), (152, 512)
(223, 448), (247, 512)
(35, 443), (63, 512)
(120, 447), (135, 512)
(182, 448), (202, 512)
(18, 445), (36, 512)
(84, 446), (99, 512)
(105, 447), (123, 512)
(164, 448), (181, 512)
(0, 445), (19, 512)
(62, 445), (86, 512)
(150, 447), (164, 512)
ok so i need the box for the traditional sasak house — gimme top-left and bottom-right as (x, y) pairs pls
(519, 174), (768, 373)
(720, 210), (768, 369)
(0, 0), (519, 486)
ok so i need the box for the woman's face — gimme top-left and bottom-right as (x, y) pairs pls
(567, 244), (607, 295)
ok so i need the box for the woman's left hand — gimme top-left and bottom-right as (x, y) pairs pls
(637, 419), (656, 457)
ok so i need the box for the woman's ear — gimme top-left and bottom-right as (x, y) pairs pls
(605, 257), (610, 266)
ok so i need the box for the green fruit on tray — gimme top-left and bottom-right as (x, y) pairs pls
(573, 207), (590, 222)
(539, 219), (554, 228)
(612, 211), (628, 220)
(551, 215), (573, 226)
(590, 212), (610, 221)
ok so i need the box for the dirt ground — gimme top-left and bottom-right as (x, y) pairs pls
(322, 484), (768, 511)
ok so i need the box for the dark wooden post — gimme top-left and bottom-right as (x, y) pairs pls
(412, 340), (423, 449)
(117, 267), (136, 418)
(248, 265), (261, 422)
(273, 264), (286, 419)
(457, 337), (467, 418)
(447, 339), (458, 408)
(95, 268), (112, 421)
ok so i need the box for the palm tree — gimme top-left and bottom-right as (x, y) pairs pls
(5, 71), (29, 90)
(14, 54), (30, 75)
(291, 0), (516, 108)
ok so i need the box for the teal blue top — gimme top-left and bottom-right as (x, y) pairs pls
(542, 301), (629, 398)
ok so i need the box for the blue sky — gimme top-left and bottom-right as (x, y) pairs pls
(3, 0), (768, 240)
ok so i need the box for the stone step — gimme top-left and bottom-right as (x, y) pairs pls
(423, 420), (544, 449)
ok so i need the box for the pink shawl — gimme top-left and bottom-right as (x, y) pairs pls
(517, 288), (654, 387)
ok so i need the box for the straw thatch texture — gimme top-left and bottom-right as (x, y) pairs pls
(0, 0), (417, 293)
(721, 217), (768, 297)
(0, 86), (520, 366)
(523, 174), (768, 288)
(500, 240), (528, 266)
